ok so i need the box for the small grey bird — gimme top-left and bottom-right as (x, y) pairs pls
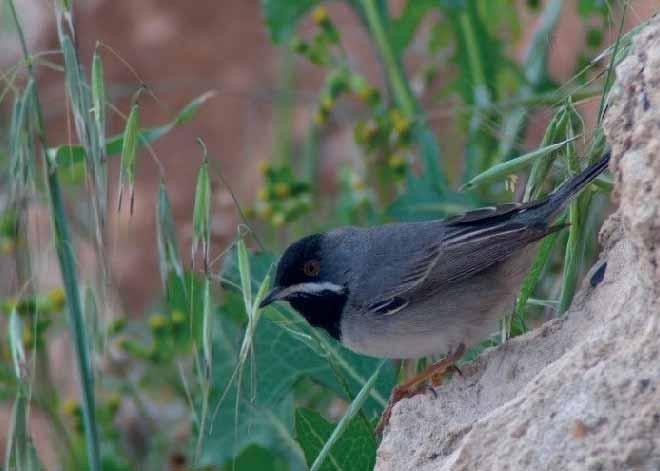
(260, 153), (609, 361)
(260, 152), (610, 433)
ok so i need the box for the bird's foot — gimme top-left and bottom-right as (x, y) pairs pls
(375, 344), (465, 438)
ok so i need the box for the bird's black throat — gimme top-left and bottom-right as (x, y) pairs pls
(289, 290), (347, 341)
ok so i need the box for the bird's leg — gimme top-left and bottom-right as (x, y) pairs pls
(375, 343), (465, 438)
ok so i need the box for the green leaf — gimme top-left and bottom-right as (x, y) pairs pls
(117, 104), (140, 213)
(201, 278), (213, 374)
(390, 0), (437, 55)
(559, 111), (583, 313)
(9, 80), (36, 195)
(461, 137), (579, 191)
(8, 309), (25, 380)
(156, 181), (185, 290)
(236, 239), (253, 316)
(308, 360), (383, 471)
(192, 149), (211, 271)
(388, 183), (473, 221)
(201, 317), (304, 468)
(261, 0), (321, 43)
(226, 444), (289, 471)
(515, 222), (563, 318)
(91, 51), (106, 153)
(296, 408), (376, 471)
(203, 250), (395, 467)
(48, 92), (215, 169)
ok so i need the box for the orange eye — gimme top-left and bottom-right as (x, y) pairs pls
(303, 260), (321, 277)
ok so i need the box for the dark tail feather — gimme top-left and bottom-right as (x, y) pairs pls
(543, 151), (611, 219)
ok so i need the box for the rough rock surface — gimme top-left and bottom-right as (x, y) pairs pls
(376, 17), (660, 471)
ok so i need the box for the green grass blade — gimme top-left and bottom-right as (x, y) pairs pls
(117, 104), (140, 214)
(237, 239), (252, 317)
(515, 217), (564, 317)
(192, 141), (211, 271)
(309, 360), (385, 471)
(524, 106), (570, 201)
(91, 50), (106, 143)
(156, 181), (185, 288)
(91, 49), (108, 214)
(359, 0), (446, 188)
(559, 129), (582, 313)
(8, 309), (25, 380)
(48, 92), (216, 168)
(7, 1), (102, 469)
(202, 278), (213, 375)
(494, 0), (562, 163)
(461, 137), (577, 191)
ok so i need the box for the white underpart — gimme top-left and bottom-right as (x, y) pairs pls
(278, 281), (345, 299)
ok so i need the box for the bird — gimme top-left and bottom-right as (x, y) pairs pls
(259, 152), (610, 432)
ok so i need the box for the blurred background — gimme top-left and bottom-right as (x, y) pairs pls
(0, 0), (658, 469)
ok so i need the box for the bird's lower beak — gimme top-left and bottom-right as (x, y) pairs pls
(259, 287), (285, 309)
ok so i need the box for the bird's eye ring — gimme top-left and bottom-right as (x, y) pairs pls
(303, 259), (321, 277)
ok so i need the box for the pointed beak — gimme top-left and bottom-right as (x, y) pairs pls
(259, 286), (285, 309)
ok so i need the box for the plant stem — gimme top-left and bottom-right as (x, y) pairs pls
(360, 0), (416, 116)
(7, 1), (102, 469)
(359, 0), (446, 188)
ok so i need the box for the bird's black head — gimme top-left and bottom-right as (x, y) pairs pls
(259, 233), (348, 340)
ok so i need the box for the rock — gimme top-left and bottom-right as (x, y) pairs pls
(376, 16), (660, 471)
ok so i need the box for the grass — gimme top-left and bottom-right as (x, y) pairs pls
(0, 0), (650, 470)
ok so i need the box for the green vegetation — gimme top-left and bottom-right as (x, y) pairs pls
(0, 0), (644, 470)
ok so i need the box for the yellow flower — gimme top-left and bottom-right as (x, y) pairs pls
(0, 238), (15, 254)
(171, 310), (186, 325)
(388, 154), (407, 171)
(271, 212), (286, 227)
(314, 109), (328, 126)
(62, 399), (80, 417)
(257, 160), (271, 175)
(390, 109), (411, 136)
(149, 314), (168, 332)
(274, 182), (291, 199)
(47, 288), (66, 312)
(312, 6), (330, 26)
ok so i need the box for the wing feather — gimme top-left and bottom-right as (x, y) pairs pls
(357, 219), (564, 316)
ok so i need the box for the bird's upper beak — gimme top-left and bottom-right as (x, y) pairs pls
(259, 286), (285, 309)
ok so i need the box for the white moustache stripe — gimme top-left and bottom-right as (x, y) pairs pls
(279, 282), (345, 298)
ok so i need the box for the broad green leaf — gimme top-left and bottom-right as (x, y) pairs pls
(201, 317), (305, 469)
(47, 92), (216, 168)
(261, 0), (321, 43)
(225, 444), (289, 471)
(203, 249), (395, 466)
(296, 408), (376, 471)
(308, 360), (383, 471)
(390, 0), (437, 55)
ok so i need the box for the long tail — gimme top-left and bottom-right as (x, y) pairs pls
(540, 151), (611, 220)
